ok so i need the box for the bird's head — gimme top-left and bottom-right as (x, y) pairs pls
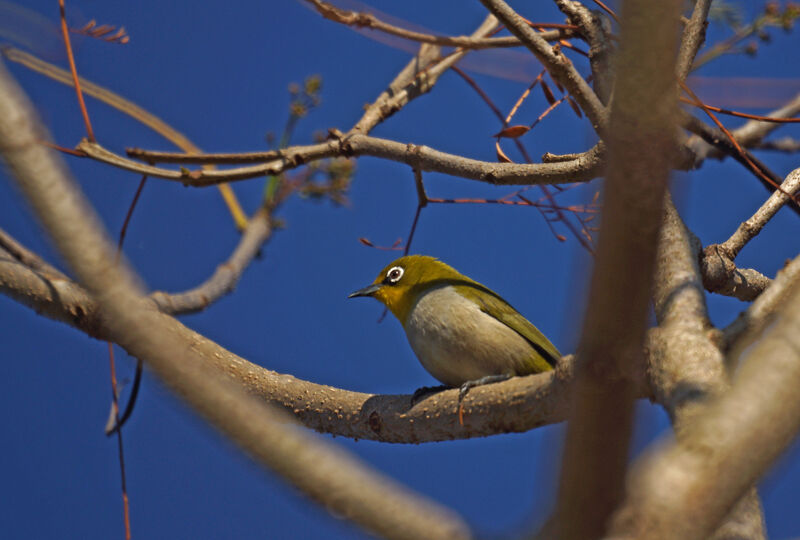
(349, 255), (464, 323)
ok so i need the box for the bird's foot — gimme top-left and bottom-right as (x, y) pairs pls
(457, 374), (512, 425)
(410, 384), (449, 406)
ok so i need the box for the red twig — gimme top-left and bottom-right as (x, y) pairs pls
(681, 80), (800, 207)
(452, 67), (597, 252)
(679, 96), (800, 123)
(58, 0), (95, 141)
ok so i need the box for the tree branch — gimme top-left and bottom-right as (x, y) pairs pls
(552, 1), (681, 537)
(610, 249), (800, 540)
(720, 167), (800, 258)
(0, 58), (473, 540)
(120, 132), (606, 186)
(644, 196), (766, 539)
(304, 0), (573, 50)
(688, 92), (800, 163)
(723, 252), (800, 349)
(675, 0), (712, 82)
(479, 0), (608, 134)
(350, 14), (499, 134)
(150, 207), (272, 315)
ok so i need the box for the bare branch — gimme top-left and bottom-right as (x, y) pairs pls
(304, 0), (572, 49)
(610, 267), (800, 540)
(688, 92), (800, 162)
(699, 246), (773, 301)
(121, 133), (606, 186)
(751, 136), (800, 153)
(626, 195), (766, 540)
(0, 225), (659, 443)
(150, 208), (272, 315)
(553, 1), (682, 537)
(350, 14), (499, 134)
(0, 58), (473, 540)
(555, 0), (614, 103)
(723, 252), (800, 349)
(720, 167), (800, 258)
(0, 227), (69, 280)
(681, 110), (792, 203)
(676, 0), (712, 81)
(479, 0), (608, 133)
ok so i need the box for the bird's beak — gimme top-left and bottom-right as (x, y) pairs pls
(348, 283), (381, 298)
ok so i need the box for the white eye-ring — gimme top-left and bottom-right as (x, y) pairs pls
(386, 266), (404, 283)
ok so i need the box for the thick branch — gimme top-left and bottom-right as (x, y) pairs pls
(553, 1), (681, 538)
(0, 59), (473, 540)
(644, 195), (765, 540)
(0, 234), (659, 442)
(610, 266), (800, 540)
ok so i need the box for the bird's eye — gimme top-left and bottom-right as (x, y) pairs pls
(386, 266), (404, 284)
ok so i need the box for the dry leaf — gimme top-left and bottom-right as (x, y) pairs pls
(492, 125), (530, 139)
(495, 142), (513, 163)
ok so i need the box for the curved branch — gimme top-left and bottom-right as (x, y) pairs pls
(0, 243), (658, 442)
(119, 133), (607, 186)
(0, 59), (473, 540)
(150, 207), (272, 315)
(699, 245), (772, 301)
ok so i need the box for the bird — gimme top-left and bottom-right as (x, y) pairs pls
(349, 255), (560, 422)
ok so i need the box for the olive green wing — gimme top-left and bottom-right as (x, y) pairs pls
(454, 281), (560, 372)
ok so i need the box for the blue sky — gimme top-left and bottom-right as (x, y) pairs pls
(1, 1), (799, 538)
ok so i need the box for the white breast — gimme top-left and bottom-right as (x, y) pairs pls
(403, 285), (535, 386)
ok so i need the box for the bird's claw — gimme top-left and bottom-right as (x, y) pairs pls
(410, 384), (448, 406)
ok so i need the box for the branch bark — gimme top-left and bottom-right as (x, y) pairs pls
(609, 213), (800, 539)
(479, 0), (608, 134)
(642, 197), (765, 540)
(553, 1), (682, 538)
(119, 132), (606, 186)
(0, 58), (473, 540)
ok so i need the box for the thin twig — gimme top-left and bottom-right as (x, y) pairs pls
(720, 167), (800, 258)
(1, 46), (248, 230)
(304, 0), (573, 49)
(480, 0), (608, 134)
(58, 0), (94, 142)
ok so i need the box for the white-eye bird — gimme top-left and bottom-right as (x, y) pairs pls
(349, 255), (560, 409)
